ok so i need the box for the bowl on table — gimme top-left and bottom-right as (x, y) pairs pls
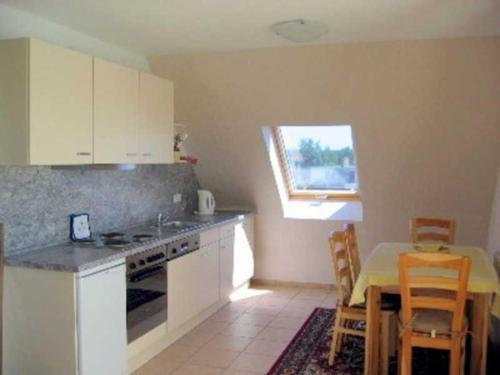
(413, 243), (450, 253)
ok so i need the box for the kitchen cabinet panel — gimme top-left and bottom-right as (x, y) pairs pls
(219, 224), (236, 240)
(0, 38), (93, 165)
(3, 261), (126, 375)
(30, 39), (94, 165)
(94, 58), (140, 164)
(0, 38), (174, 166)
(168, 251), (199, 331)
(139, 72), (174, 164)
(197, 242), (219, 310)
(3, 267), (78, 374)
(77, 264), (127, 375)
(200, 227), (219, 247)
(233, 219), (255, 288)
(219, 235), (235, 302)
(219, 217), (255, 301)
(168, 243), (220, 331)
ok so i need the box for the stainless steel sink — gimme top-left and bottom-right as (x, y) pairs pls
(161, 221), (201, 231)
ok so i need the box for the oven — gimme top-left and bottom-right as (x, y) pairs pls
(126, 245), (168, 343)
(125, 233), (200, 343)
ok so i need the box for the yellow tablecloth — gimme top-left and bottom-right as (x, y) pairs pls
(349, 243), (500, 318)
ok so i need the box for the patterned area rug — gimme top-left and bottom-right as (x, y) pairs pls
(267, 307), (449, 375)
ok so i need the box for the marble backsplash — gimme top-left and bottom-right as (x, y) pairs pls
(0, 164), (200, 255)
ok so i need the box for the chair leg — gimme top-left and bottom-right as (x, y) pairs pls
(389, 313), (397, 357)
(337, 317), (346, 352)
(328, 309), (342, 366)
(397, 337), (402, 375)
(449, 339), (462, 375)
(380, 312), (391, 375)
(400, 335), (412, 375)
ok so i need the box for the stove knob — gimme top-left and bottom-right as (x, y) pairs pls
(129, 262), (137, 270)
(138, 259), (145, 266)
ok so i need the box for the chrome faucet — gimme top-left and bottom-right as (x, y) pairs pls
(157, 213), (163, 227)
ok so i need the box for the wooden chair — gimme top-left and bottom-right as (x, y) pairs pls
(398, 252), (471, 375)
(328, 231), (395, 372)
(343, 223), (361, 285)
(410, 218), (456, 244)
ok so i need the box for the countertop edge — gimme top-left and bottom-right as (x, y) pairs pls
(5, 211), (254, 273)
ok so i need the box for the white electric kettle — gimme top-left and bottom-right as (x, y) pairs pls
(197, 190), (216, 215)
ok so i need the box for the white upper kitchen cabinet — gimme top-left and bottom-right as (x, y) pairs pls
(138, 72), (174, 164)
(0, 38), (93, 165)
(93, 58), (140, 164)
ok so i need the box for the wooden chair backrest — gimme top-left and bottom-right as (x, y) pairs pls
(328, 231), (352, 306)
(398, 252), (471, 334)
(410, 218), (456, 244)
(343, 223), (361, 284)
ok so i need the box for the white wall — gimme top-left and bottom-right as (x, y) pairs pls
(150, 37), (500, 284)
(488, 166), (500, 255)
(0, 4), (149, 71)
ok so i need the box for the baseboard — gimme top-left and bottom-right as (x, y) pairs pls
(251, 278), (336, 291)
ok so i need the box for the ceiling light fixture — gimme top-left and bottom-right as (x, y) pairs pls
(270, 19), (329, 43)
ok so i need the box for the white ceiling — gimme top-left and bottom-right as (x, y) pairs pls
(2, 0), (500, 56)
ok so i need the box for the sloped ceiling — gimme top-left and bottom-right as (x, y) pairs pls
(1, 0), (499, 55)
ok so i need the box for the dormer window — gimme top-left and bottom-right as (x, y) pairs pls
(272, 125), (360, 201)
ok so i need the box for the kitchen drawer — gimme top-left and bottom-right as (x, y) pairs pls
(200, 227), (219, 246)
(219, 224), (236, 239)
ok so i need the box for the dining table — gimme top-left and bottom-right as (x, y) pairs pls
(349, 242), (500, 375)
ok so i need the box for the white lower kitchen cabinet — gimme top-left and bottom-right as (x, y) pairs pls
(168, 242), (219, 332)
(233, 219), (255, 288)
(219, 217), (255, 301)
(3, 261), (127, 375)
(196, 242), (220, 310)
(77, 264), (127, 375)
(219, 235), (235, 301)
(167, 250), (199, 331)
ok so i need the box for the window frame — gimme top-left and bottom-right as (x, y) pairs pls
(272, 125), (361, 201)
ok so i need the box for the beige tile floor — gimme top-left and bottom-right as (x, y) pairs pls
(134, 285), (337, 375)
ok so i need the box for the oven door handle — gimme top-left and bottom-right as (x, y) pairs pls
(128, 264), (166, 283)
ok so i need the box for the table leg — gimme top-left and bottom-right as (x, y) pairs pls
(365, 285), (381, 375)
(471, 293), (490, 375)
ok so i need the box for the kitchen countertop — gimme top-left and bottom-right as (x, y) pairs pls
(5, 210), (253, 273)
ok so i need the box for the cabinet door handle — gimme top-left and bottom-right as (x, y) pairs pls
(76, 152), (91, 156)
(126, 153), (137, 157)
(143, 153), (153, 157)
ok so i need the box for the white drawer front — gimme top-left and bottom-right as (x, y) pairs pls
(200, 227), (219, 246)
(219, 224), (236, 239)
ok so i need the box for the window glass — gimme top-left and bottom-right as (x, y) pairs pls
(277, 125), (358, 192)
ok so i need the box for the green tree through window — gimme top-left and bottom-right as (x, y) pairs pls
(289, 138), (354, 168)
(277, 125), (359, 193)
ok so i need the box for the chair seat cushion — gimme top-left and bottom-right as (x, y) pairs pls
(399, 309), (467, 335)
